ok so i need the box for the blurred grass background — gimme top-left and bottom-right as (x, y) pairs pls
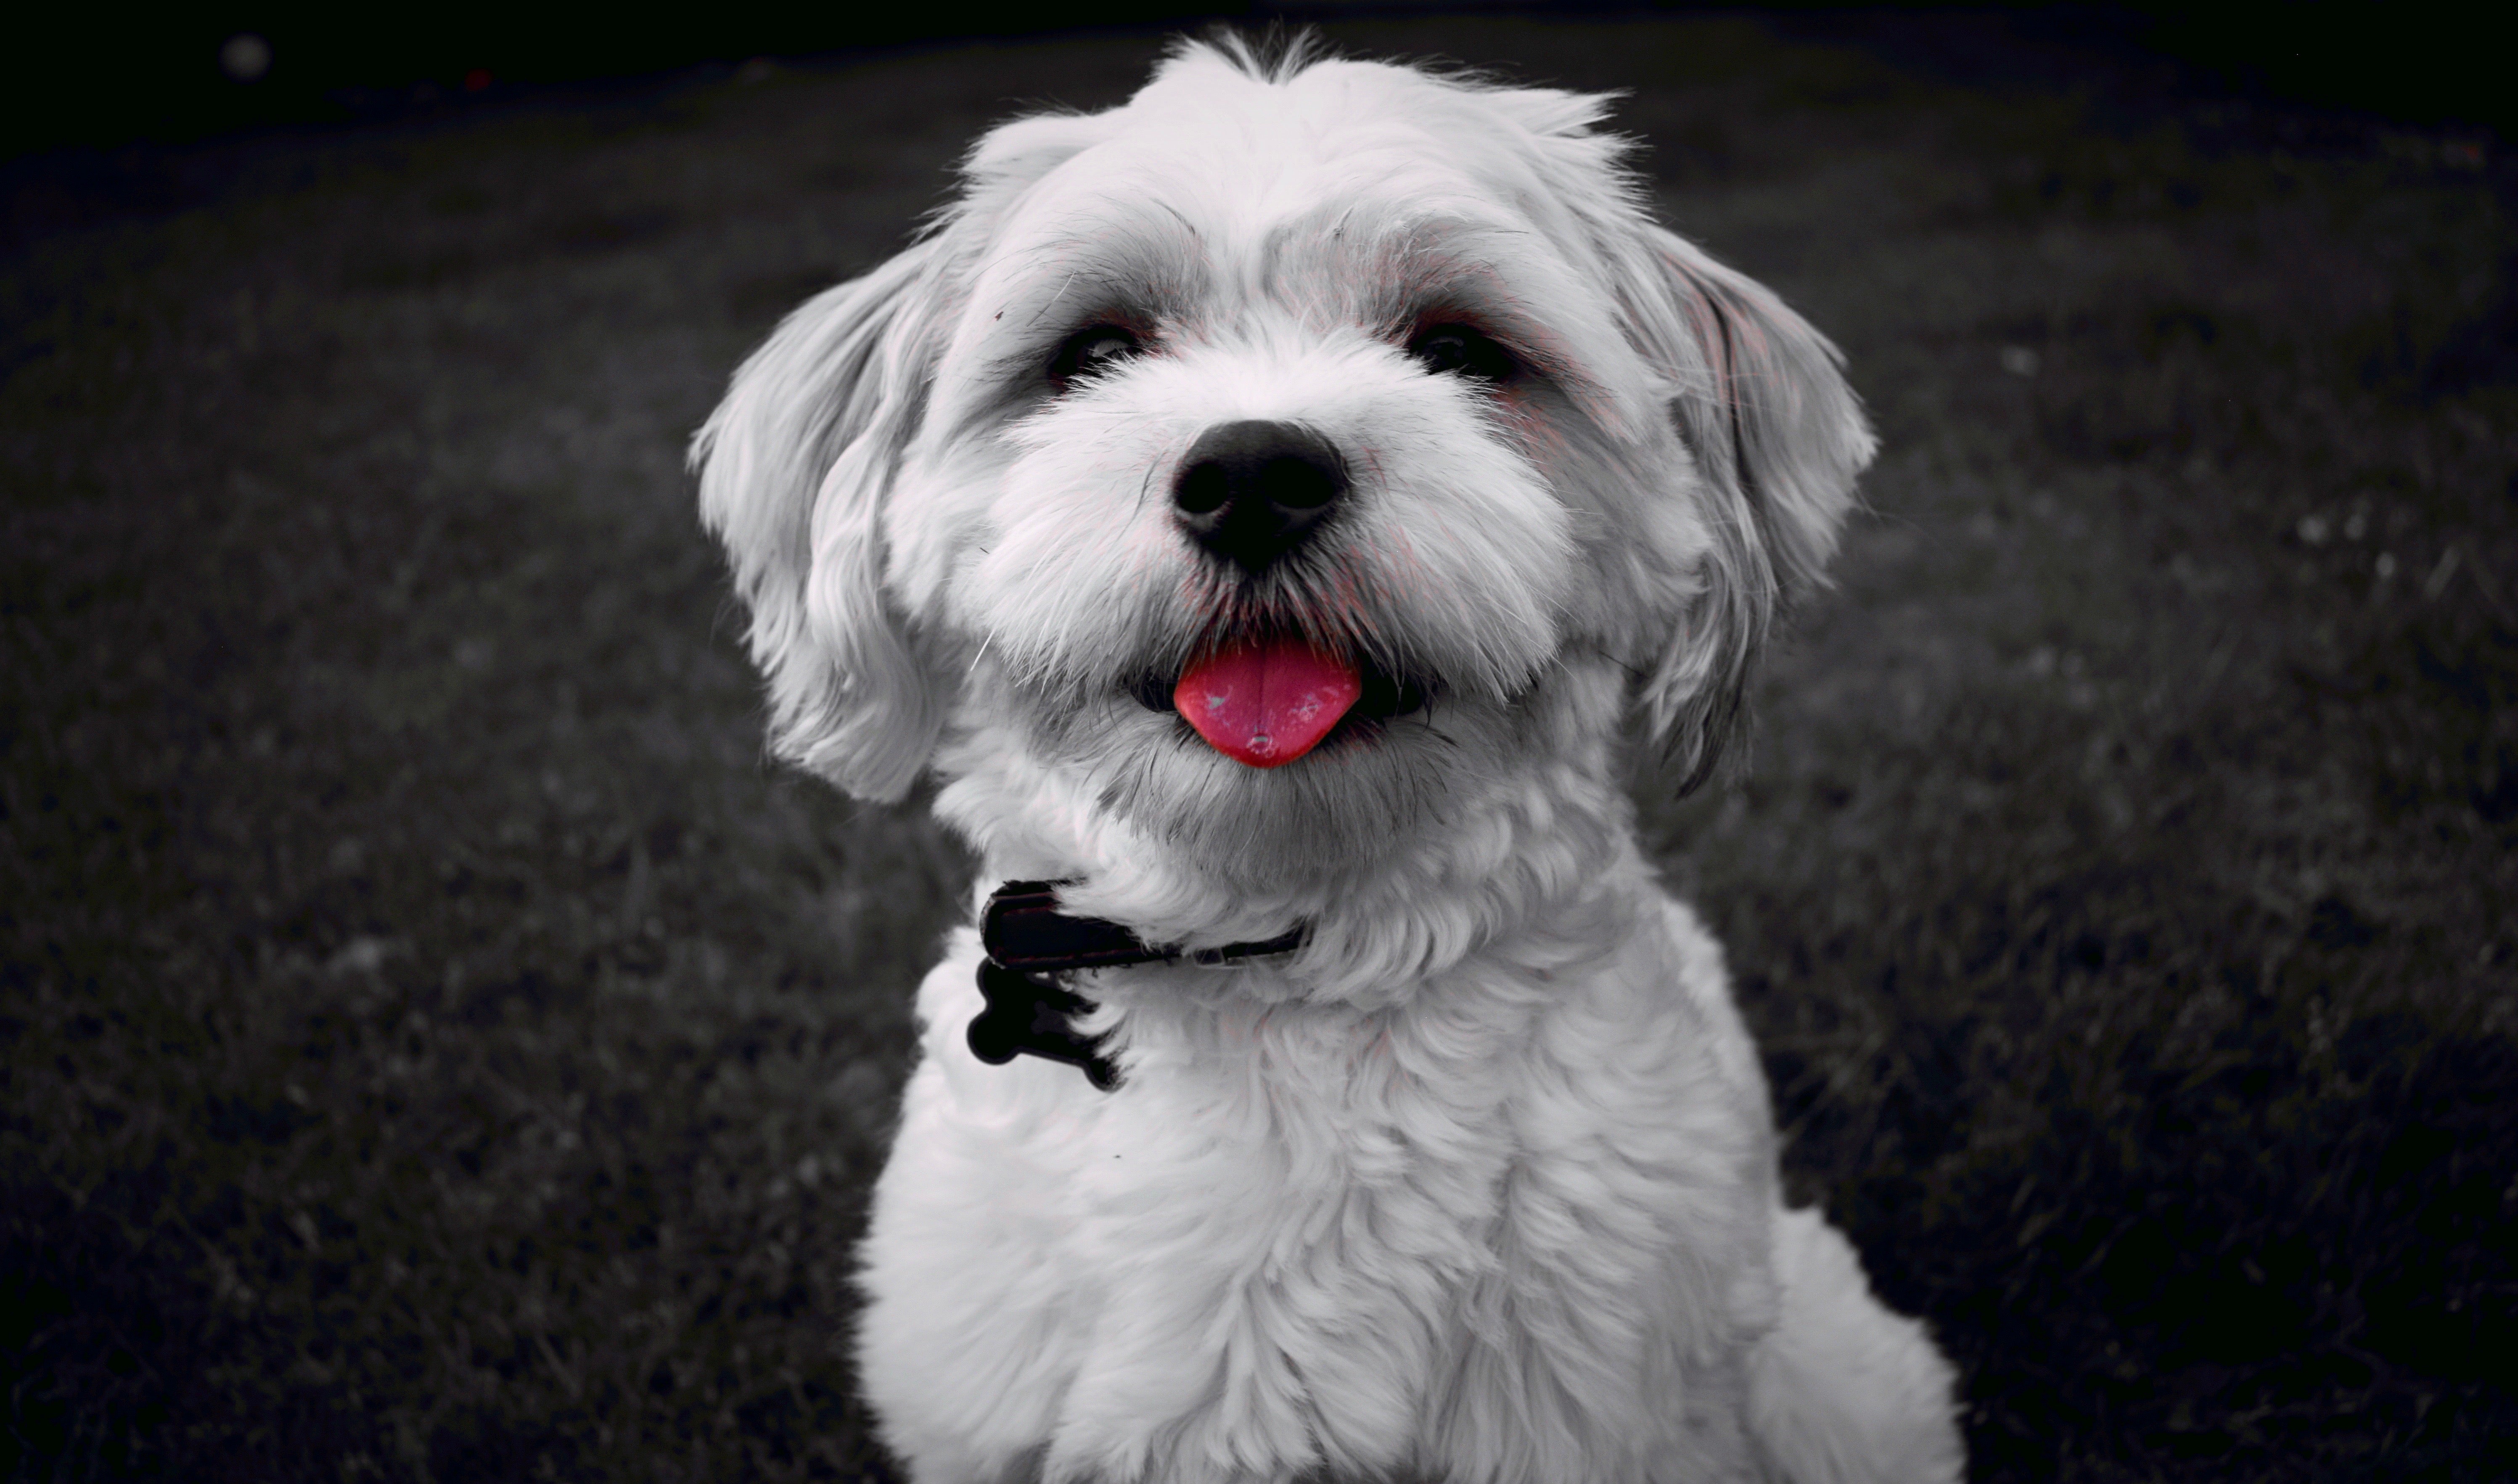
(4, 13), (2512, 1481)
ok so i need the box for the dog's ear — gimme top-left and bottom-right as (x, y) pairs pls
(1614, 224), (1876, 793)
(691, 108), (1122, 802)
(692, 241), (947, 803)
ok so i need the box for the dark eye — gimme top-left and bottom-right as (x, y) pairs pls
(1406, 323), (1515, 382)
(1049, 325), (1142, 387)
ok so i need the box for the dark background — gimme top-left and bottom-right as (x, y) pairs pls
(7, 3), (2515, 159)
(6, 5), (2514, 1481)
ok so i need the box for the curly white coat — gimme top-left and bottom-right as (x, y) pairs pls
(695, 36), (1963, 1484)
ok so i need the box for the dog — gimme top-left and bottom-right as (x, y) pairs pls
(694, 34), (1963, 1484)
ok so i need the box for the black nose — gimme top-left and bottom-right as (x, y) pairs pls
(1172, 420), (1348, 574)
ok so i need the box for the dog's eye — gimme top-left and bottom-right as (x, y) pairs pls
(1049, 325), (1143, 387)
(1407, 324), (1514, 382)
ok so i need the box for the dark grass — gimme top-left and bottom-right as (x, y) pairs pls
(5, 16), (2513, 1482)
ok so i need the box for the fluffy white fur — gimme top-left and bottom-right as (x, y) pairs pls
(694, 35), (1963, 1484)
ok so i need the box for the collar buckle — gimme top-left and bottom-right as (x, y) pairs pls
(965, 880), (1304, 1092)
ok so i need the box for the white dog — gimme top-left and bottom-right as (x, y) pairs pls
(695, 34), (1962, 1484)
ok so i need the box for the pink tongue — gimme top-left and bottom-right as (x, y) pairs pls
(1174, 639), (1362, 768)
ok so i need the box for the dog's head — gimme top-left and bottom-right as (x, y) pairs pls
(696, 37), (1870, 949)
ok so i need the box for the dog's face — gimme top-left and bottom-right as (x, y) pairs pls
(697, 40), (1872, 935)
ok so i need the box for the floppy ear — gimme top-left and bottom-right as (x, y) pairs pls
(1615, 224), (1876, 793)
(691, 241), (946, 802)
(691, 106), (1123, 802)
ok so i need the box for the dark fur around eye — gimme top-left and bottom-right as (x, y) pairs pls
(1049, 325), (1143, 388)
(1406, 323), (1516, 382)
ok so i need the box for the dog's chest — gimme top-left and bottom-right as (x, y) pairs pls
(880, 947), (1754, 1482)
(1063, 988), (1532, 1341)
(1056, 1016), (1536, 1474)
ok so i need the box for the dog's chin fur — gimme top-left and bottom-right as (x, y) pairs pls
(933, 651), (1637, 1004)
(695, 33), (1963, 1484)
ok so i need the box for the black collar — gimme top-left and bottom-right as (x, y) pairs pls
(966, 880), (1304, 1091)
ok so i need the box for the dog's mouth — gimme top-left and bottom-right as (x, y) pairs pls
(1125, 636), (1427, 767)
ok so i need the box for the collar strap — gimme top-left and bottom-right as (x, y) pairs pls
(966, 880), (1305, 1091)
(981, 880), (1307, 971)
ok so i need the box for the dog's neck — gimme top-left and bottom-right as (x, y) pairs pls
(949, 772), (1637, 1010)
(965, 824), (1648, 1090)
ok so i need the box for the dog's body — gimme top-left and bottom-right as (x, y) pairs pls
(697, 37), (1962, 1484)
